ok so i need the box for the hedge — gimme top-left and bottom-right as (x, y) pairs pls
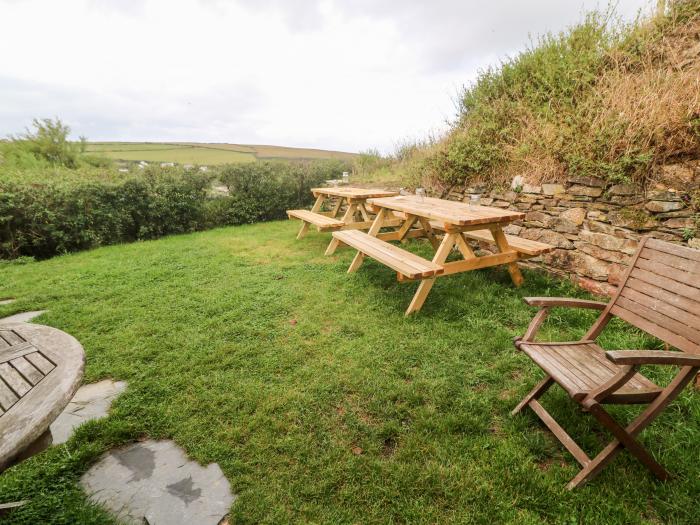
(0, 160), (350, 259)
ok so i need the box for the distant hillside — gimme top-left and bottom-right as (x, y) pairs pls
(399, 0), (700, 191)
(86, 142), (358, 165)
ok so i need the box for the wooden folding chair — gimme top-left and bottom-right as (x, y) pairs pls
(512, 236), (700, 489)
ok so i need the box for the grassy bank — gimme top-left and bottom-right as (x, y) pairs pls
(1, 221), (698, 524)
(394, 1), (700, 191)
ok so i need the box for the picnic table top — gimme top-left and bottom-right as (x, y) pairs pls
(367, 195), (525, 226)
(0, 322), (85, 471)
(311, 186), (398, 199)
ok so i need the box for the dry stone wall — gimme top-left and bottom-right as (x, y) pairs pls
(442, 162), (700, 296)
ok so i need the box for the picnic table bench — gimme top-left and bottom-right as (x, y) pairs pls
(287, 187), (399, 242)
(332, 195), (554, 315)
(0, 322), (85, 472)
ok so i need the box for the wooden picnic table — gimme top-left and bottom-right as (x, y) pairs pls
(331, 195), (554, 315)
(287, 187), (399, 252)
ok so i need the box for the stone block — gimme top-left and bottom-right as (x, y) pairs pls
(567, 176), (606, 187)
(560, 207), (586, 226)
(607, 263), (627, 286)
(550, 217), (580, 234)
(647, 189), (682, 202)
(578, 230), (638, 254)
(608, 209), (657, 230)
(663, 217), (696, 229)
(645, 200), (685, 213)
(522, 228), (574, 249)
(608, 184), (637, 196)
(568, 185), (604, 198)
(542, 184), (566, 196)
(522, 184), (542, 194)
(575, 241), (629, 264)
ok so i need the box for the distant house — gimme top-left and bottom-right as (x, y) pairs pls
(183, 164), (194, 170)
(199, 166), (208, 172)
(160, 162), (175, 168)
(118, 168), (129, 173)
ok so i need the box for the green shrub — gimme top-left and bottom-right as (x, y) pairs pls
(216, 160), (349, 224)
(0, 159), (352, 260)
(0, 166), (212, 259)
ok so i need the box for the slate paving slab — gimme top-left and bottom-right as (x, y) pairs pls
(81, 440), (235, 525)
(0, 311), (47, 324)
(50, 379), (128, 444)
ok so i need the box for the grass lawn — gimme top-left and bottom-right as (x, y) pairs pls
(0, 221), (698, 524)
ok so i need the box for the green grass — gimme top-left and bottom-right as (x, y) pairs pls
(1, 221), (698, 524)
(86, 142), (357, 165)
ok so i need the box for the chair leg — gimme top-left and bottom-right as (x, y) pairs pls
(511, 376), (553, 415)
(586, 402), (668, 480)
(567, 367), (698, 489)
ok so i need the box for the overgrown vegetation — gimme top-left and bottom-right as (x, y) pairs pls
(397, 0), (700, 191)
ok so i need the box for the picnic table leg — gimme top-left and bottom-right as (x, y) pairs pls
(395, 214), (418, 244)
(324, 199), (355, 255)
(417, 217), (440, 250)
(405, 232), (457, 316)
(330, 197), (343, 217)
(347, 208), (387, 273)
(297, 194), (326, 239)
(492, 227), (524, 287)
(358, 202), (371, 222)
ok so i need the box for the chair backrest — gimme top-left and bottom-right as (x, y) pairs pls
(600, 237), (700, 355)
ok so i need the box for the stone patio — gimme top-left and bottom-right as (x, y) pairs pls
(81, 440), (235, 525)
(50, 379), (127, 444)
(0, 310), (47, 324)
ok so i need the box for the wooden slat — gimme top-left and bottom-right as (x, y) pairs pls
(0, 330), (25, 346)
(0, 379), (19, 411)
(0, 342), (39, 365)
(635, 257), (700, 289)
(626, 277), (700, 318)
(367, 195), (524, 226)
(332, 230), (443, 279)
(462, 229), (555, 256)
(25, 352), (55, 375)
(311, 187), (398, 199)
(610, 303), (698, 355)
(440, 251), (520, 276)
(630, 267), (700, 303)
(639, 247), (700, 276)
(10, 357), (44, 386)
(0, 338), (9, 350)
(287, 209), (344, 229)
(620, 287), (700, 340)
(615, 295), (700, 347)
(0, 363), (31, 397)
(521, 342), (659, 401)
(646, 237), (700, 263)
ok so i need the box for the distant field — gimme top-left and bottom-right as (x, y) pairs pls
(87, 142), (357, 165)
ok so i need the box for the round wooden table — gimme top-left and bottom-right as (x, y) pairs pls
(0, 322), (85, 472)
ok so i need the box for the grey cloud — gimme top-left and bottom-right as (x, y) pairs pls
(0, 75), (271, 143)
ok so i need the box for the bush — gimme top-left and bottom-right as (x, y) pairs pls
(215, 160), (350, 224)
(0, 159), (352, 260)
(0, 166), (212, 259)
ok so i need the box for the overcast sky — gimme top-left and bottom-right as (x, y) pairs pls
(1, 0), (652, 153)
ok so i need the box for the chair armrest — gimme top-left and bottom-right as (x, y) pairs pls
(523, 297), (608, 310)
(606, 350), (700, 367)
